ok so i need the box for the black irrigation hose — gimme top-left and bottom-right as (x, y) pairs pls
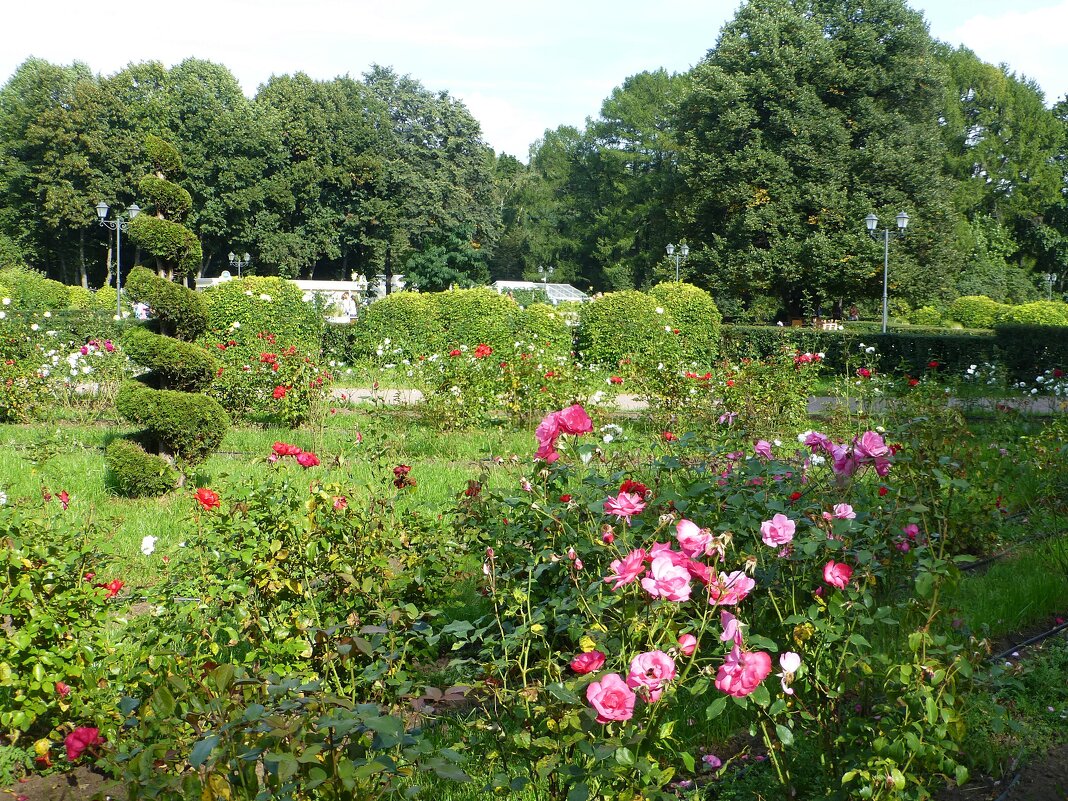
(989, 620), (1068, 664)
(958, 527), (1068, 573)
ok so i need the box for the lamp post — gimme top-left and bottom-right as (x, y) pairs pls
(666, 243), (689, 282)
(228, 251), (251, 277)
(865, 212), (909, 334)
(1045, 272), (1059, 301)
(537, 264), (555, 291)
(96, 201), (140, 320)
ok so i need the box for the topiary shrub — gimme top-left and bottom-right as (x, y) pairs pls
(0, 265), (71, 310)
(201, 276), (322, 349)
(105, 438), (178, 497)
(433, 287), (518, 351)
(994, 300), (1068, 327)
(948, 295), (1007, 329)
(125, 266), (208, 341)
(577, 289), (682, 371)
(348, 292), (445, 360)
(120, 327), (216, 392)
(647, 282), (722, 366)
(511, 302), (573, 358)
(106, 256), (228, 496)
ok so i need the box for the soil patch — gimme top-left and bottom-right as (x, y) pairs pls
(3, 766), (122, 801)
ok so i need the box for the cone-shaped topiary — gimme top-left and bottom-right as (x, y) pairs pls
(105, 268), (229, 496)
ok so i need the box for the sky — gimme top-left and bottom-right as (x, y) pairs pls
(2, 0), (1067, 160)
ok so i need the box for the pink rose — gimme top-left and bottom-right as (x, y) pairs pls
(719, 609), (743, 644)
(833, 503), (856, 520)
(803, 431), (833, 453)
(855, 431), (889, 460)
(556, 404), (593, 435)
(295, 451), (320, 468)
(603, 491), (646, 522)
(626, 650), (677, 702)
(709, 570), (756, 606)
(640, 556), (693, 602)
(754, 439), (773, 459)
(535, 412), (562, 462)
(64, 727), (103, 761)
(586, 673), (636, 723)
(604, 549), (647, 590)
(675, 519), (712, 558)
(677, 634), (698, 656)
(822, 560), (853, 589)
(570, 650), (606, 674)
(55, 681), (71, 697)
(715, 646), (772, 698)
(760, 513), (796, 547)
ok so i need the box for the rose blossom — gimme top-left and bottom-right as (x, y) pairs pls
(833, 503), (856, 520)
(719, 609), (744, 644)
(715, 646), (772, 698)
(677, 634), (698, 656)
(586, 673), (636, 723)
(709, 570), (756, 606)
(626, 650), (677, 702)
(753, 439), (773, 459)
(823, 560), (854, 589)
(675, 518), (712, 558)
(604, 549), (647, 590)
(604, 491), (646, 522)
(55, 681), (71, 697)
(64, 727), (103, 761)
(640, 556), (693, 602)
(570, 650), (606, 674)
(777, 652), (801, 695)
(295, 451), (320, 468)
(760, 513), (796, 547)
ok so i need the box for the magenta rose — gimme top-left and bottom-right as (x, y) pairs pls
(715, 646), (772, 698)
(753, 439), (773, 459)
(570, 650), (606, 674)
(586, 673), (636, 723)
(626, 650), (677, 702)
(760, 513), (796, 547)
(822, 560), (854, 589)
(604, 548), (647, 590)
(709, 570), (756, 606)
(64, 727), (103, 761)
(556, 404), (593, 435)
(640, 556), (693, 602)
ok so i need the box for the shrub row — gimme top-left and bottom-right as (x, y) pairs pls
(200, 276), (324, 348)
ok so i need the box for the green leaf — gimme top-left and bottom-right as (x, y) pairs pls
(190, 735), (219, 768)
(614, 747), (636, 767)
(775, 724), (794, 746)
(705, 696), (728, 720)
(567, 783), (589, 801)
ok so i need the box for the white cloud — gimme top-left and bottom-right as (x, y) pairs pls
(950, 2), (1068, 103)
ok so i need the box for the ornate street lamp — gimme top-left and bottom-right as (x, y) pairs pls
(96, 201), (140, 320)
(865, 212), (909, 334)
(666, 243), (689, 282)
(1045, 272), (1059, 301)
(228, 251), (251, 277)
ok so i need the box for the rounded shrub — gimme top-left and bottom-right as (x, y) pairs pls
(348, 292), (444, 360)
(647, 282), (722, 366)
(577, 289), (682, 370)
(0, 266), (71, 310)
(512, 303), (573, 357)
(120, 326), (217, 392)
(68, 286), (93, 310)
(105, 438), (178, 497)
(201, 276), (322, 349)
(994, 300), (1068, 327)
(115, 382), (229, 465)
(948, 295), (1007, 329)
(434, 288), (518, 351)
(908, 305), (944, 327)
(125, 266), (209, 341)
(127, 216), (202, 276)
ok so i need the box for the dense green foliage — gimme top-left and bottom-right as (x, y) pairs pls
(104, 438), (178, 496)
(119, 327), (216, 392)
(647, 282), (722, 364)
(114, 383), (229, 466)
(577, 289), (682, 369)
(124, 266), (208, 341)
(948, 295), (1006, 329)
(200, 276), (322, 347)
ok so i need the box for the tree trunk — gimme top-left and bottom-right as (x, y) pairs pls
(78, 230), (88, 289)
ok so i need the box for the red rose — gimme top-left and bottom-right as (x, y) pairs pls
(560, 494), (572, 503)
(55, 681), (71, 697)
(789, 491), (802, 502)
(473, 343), (493, 359)
(272, 385), (289, 399)
(878, 486), (889, 497)
(619, 479), (649, 498)
(102, 579), (123, 599)
(195, 487), (221, 510)
(64, 727), (103, 761)
(927, 360), (939, 369)
(662, 431), (678, 442)
(295, 451), (320, 468)
(449, 349), (462, 357)
(609, 375), (623, 384)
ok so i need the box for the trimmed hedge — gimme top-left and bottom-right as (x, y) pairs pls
(948, 296), (1007, 329)
(127, 216), (202, 277)
(435, 288), (520, 351)
(120, 326), (217, 392)
(125, 267), (209, 341)
(115, 382), (229, 465)
(138, 175), (192, 220)
(201, 276), (323, 349)
(512, 303), (573, 357)
(577, 289), (682, 369)
(993, 324), (1068, 378)
(995, 301), (1068, 327)
(0, 266), (71, 310)
(647, 282), (722, 366)
(105, 438), (178, 497)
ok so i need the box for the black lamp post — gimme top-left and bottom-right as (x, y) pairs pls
(865, 212), (909, 334)
(95, 201), (140, 319)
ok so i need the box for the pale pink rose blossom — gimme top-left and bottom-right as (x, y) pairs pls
(822, 560), (853, 589)
(604, 491), (646, 522)
(760, 513), (796, 547)
(586, 673), (636, 723)
(675, 518), (713, 558)
(754, 439), (773, 459)
(626, 650), (677, 702)
(640, 556), (693, 602)
(833, 503), (856, 520)
(709, 570), (756, 606)
(777, 651), (801, 695)
(715, 646), (772, 698)
(719, 609), (744, 644)
(604, 549), (647, 590)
